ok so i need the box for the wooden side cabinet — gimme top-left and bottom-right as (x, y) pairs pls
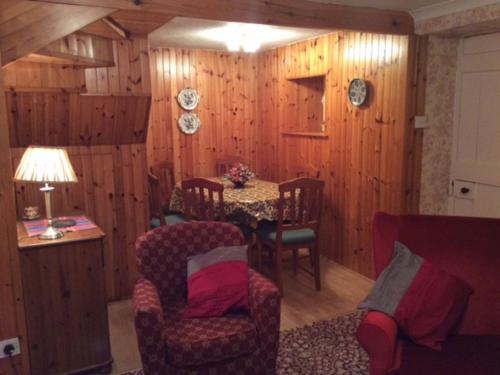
(17, 221), (112, 374)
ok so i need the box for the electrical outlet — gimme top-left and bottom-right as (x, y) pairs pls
(0, 337), (21, 359)
(414, 115), (427, 129)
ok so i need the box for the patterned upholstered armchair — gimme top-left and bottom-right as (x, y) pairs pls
(133, 221), (281, 375)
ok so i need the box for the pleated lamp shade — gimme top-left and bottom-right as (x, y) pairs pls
(14, 146), (78, 183)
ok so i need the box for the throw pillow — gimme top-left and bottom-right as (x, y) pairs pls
(183, 245), (249, 319)
(359, 241), (473, 350)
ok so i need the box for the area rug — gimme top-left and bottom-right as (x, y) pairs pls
(121, 311), (368, 375)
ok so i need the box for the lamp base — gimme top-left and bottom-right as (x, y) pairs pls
(39, 225), (64, 240)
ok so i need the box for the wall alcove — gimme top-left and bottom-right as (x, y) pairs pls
(283, 73), (327, 136)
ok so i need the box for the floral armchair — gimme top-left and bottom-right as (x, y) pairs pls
(133, 221), (281, 375)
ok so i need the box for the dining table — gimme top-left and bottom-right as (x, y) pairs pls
(169, 177), (287, 223)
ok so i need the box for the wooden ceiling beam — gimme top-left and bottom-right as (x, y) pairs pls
(79, 18), (127, 39)
(102, 16), (130, 39)
(0, 3), (114, 66)
(31, 0), (414, 35)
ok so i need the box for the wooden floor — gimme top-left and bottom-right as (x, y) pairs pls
(108, 257), (374, 374)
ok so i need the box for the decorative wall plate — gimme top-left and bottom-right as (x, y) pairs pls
(348, 78), (368, 107)
(178, 113), (201, 135)
(177, 88), (200, 110)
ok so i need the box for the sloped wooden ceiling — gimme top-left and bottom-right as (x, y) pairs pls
(33, 0), (414, 35)
(0, 1), (114, 66)
(80, 11), (173, 39)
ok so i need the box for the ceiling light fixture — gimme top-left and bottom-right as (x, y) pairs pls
(242, 38), (260, 53)
(225, 38), (240, 52)
(200, 22), (297, 53)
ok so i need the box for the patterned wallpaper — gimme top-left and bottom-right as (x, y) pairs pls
(417, 3), (500, 214)
(416, 3), (500, 35)
(419, 36), (459, 215)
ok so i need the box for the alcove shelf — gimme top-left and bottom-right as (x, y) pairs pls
(284, 73), (327, 135)
(281, 131), (329, 139)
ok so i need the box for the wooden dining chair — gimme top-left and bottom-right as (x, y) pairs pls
(215, 156), (246, 176)
(256, 177), (325, 294)
(150, 161), (175, 204)
(147, 173), (186, 228)
(181, 178), (225, 221)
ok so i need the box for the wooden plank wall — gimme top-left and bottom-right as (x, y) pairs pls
(3, 61), (86, 90)
(84, 38), (151, 94)
(3, 38), (151, 300)
(10, 145), (148, 300)
(147, 48), (258, 180)
(0, 51), (29, 375)
(146, 32), (422, 278)
(257, 32), (420, 277)
(6, 92), (151, 146)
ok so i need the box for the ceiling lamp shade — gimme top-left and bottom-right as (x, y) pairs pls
(14, 146), (78, 184)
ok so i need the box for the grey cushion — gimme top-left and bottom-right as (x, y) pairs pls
(359, 241), (423, 315)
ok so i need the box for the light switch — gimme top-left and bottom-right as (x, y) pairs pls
(415, 115), (427, 129)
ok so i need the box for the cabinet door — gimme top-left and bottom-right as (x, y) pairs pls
(21, 240), (111, 374)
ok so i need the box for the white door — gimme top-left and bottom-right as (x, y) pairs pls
(450, 33), (500, 218)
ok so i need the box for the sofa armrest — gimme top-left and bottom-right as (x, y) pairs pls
(248, 269), (281, 375)
(356, 311), (400, 375)
(133, 278), (167, 375)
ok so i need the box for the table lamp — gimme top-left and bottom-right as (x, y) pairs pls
(13, 146), (78, 240)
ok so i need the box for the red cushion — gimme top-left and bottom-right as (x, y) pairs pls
(164, 302), (258, 367)
(360, 242), (472, 350)
(391, 335), (500, 375)
(372, 212), (500, 336)
(184, 245), (249, 318)
(394, 260), (473, 350)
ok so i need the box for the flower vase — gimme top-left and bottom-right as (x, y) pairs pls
(233, 181), (245, 189)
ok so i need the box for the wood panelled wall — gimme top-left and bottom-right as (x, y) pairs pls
(6, 92), (150, 146)
(147, 48), (258, 180)
(3, 39), (151, 300)
(0, 52), (29, 375)
(10, 145), (148, 300)
(85, 39), (151, 94)
(3, 61), (86, 90)
(147, 32), (423, 278)
(257, 32), (421, 277)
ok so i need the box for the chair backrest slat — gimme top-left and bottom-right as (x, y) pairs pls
(277, 177), (325, 237)
(215, 156), (246, 176)
(181, 178), (225, 221)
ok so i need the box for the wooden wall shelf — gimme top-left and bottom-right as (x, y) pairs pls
(281, 131), (329, 139)
(286, 72), (327, 80)
(80, 92), (151, 97)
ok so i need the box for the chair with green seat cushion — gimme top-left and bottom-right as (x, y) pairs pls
(150, 213), (187, 229)
(148, 171), (188, 228)
(257, 220), (315, 245)
(256, 177), (325, 295)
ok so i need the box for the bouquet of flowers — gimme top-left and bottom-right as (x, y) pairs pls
(224, 163), (255, 188)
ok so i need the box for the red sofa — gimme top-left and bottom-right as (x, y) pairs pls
(357, 213), (500, 375)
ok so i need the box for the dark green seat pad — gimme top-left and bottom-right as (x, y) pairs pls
(150, 214), (187, 228)
(256, 220), (316, 245)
